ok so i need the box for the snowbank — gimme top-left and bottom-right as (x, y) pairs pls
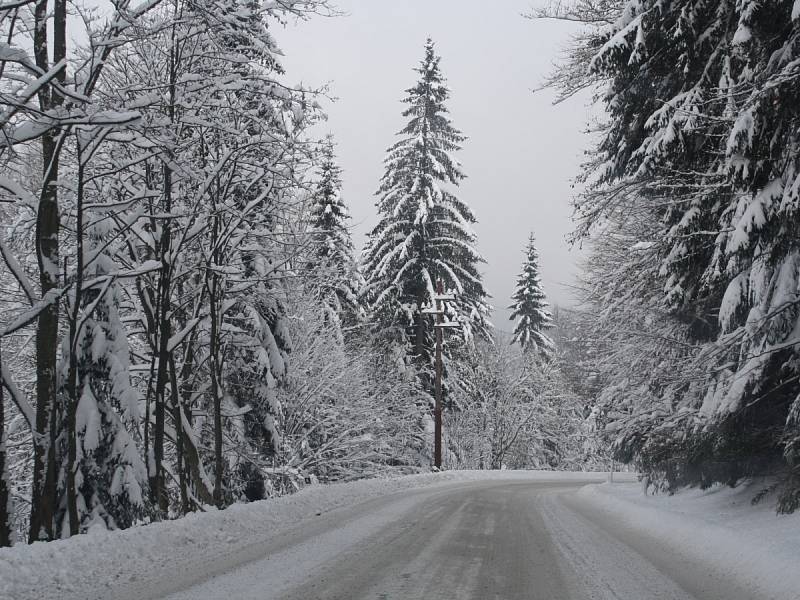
(0, 470), (605, 600)
(577, 480), (800, 600)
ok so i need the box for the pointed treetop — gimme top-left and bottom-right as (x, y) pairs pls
(509, 232), (554, 357)
(525, 233), (540, 263)
(422, 37), (437, 64)
(308, 137), (363, 324)
(362, 39), (491, 355)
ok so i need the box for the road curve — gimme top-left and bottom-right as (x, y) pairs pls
(161, 478), (764, 600)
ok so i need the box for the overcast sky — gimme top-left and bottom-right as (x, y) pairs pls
(277, 0), (593, 330)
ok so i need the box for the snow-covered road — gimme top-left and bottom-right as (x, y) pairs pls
(159, 477), (774, 600)
(4, 472), (798, 600)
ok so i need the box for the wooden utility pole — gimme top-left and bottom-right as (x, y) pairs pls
(434, 281), (443, 468)
(426, 280), (458, 469)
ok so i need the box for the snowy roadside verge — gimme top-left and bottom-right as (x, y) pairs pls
(576, 480), (800, 600)
(0, 470), (606, 600)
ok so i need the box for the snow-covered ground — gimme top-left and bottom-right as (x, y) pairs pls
(0, 471), (604, 600)
(2, 470), (798, 600)
(574, 479), (800, 600)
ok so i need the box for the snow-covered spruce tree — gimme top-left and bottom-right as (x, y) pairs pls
(576, 211), (698, 481)
(55, 215), (148, 534)
(307, 139), (363, 329)
(362, 39), (491, 371)
(509, 234), (554, 357)
(546, 0), (800, 509)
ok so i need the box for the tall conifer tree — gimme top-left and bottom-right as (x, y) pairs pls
(308, 140), (362, 325)
(509, 234), (553, 357)
(363, 39), (490, 368)
(545, 0), (800, 509)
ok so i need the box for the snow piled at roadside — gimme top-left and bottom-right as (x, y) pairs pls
(578, 480), (800, 600)
(0, 470), (604, 600)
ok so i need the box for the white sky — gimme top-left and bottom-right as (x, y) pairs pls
(277, 0), (593, 329)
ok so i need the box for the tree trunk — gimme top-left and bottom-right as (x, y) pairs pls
(149, 4), (179, 518)
(176, 421), (215, 507)
(29, 0), (67, 543)
(479, 404), (487, 470)
(490, 400), (503, 470)
(63, 143), (87, 536)
(167, 356), (188, 514)
(151, 184), (172, 516)
(208, 212), (224, 508)
(209, 282), (223, 508)
(0, 345), (13, 547)
(176, 337), (215, 507)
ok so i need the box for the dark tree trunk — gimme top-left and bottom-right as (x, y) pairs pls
(209, 284), (223, 508)
(176, 336), (215, 507)
(0, 346), (13, 547)
(149, 7), (179, 518)
(29, 0), (67, 543)
(208, 212), (224, 508)
(151, 170), (172, 516)
(63, 144), (86, 536)
(168, 356), (188, 514)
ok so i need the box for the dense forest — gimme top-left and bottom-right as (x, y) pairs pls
(2, 0), (798, 551)
(539, 0), (800, 512)
(0, 0), (594, 546)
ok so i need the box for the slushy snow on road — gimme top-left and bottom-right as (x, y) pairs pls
(2, 471), (798, 600)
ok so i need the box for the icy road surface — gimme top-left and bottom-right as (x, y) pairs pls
(158, 477), (768, 600)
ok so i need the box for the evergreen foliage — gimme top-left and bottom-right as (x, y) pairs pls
(509, 234), (554, 357)
(0, 1), (615, 549)
(308, 140), (363, 327)
(56, 220), (148, 533)
(547, 0), (800, 511)
(362, 39), (491, 367)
